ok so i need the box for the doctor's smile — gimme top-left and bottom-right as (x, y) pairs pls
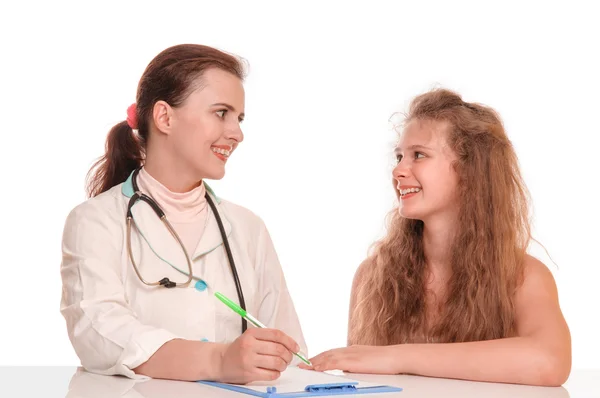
(211, 144), (233, 162)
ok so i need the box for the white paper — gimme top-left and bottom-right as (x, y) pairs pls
(227, 366), (382, 394)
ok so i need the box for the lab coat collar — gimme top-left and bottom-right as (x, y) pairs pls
(121, 169), (232, 266)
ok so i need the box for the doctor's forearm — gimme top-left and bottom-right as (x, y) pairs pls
(133, 338), (225, 381)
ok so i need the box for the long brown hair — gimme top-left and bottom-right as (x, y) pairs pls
(349, 88), (531, 345)
(86, 44), (246, 198)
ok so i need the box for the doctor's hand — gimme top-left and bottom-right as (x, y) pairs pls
(216, 327), (300, 384)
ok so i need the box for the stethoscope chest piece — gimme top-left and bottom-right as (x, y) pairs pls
(195, 280), (208, 292)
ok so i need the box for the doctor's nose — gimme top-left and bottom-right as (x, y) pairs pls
(226, 123), (244, 144)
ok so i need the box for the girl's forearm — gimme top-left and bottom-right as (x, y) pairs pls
(393, 337), (570, 386)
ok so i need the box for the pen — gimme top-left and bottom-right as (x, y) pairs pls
(214, 291), (312, 366)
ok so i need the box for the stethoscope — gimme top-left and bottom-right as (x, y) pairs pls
(125, 167), (247, 333)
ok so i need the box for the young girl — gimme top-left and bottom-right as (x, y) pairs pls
(60, 44), (306, 383)
(302, 89), (571, 386)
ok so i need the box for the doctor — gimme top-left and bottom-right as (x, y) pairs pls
(60, 44), (307, 384)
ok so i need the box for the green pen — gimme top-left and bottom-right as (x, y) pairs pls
(214, 291), (312, 366)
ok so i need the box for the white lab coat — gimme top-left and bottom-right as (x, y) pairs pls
(60, 172), (307, 379)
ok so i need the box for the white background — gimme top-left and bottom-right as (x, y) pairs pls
(1, 0), (598, 373)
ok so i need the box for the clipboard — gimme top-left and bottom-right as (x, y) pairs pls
(198, 367), (403, 397)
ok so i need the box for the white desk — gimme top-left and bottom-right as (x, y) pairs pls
(0, 366), (598, 397)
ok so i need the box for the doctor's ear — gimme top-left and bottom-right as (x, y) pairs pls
(152, 100), (175, 135)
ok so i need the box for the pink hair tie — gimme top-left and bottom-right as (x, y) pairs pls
(126, 103), (138, 129)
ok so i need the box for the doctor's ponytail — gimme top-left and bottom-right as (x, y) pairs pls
(86, 119), (144, 198)
(85, 44), (245, 198)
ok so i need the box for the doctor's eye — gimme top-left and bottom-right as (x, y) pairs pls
(415, 152), (425, 159)
(216, 110), (227, 118)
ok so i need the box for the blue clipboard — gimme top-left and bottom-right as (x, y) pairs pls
(198, 379), (403, 397)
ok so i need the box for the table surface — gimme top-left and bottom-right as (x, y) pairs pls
(0, 366), (598, 398)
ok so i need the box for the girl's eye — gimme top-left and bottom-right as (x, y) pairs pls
(415, 152), (425, 159)
(396, 154), (403, 163)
